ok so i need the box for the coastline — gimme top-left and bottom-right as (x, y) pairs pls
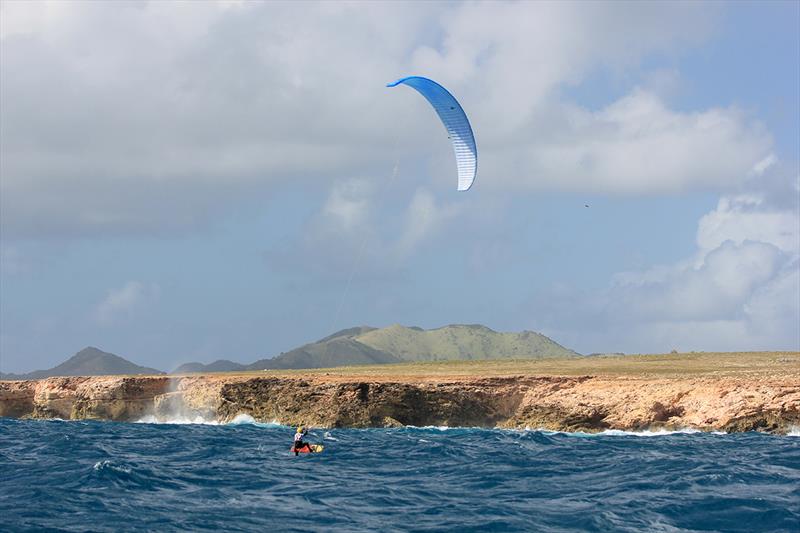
(2, 352), (798, 434)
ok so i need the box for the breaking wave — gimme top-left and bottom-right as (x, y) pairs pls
(93, 460), (132, 474)
(530, 427), (729, 437)
(135, 413), (284, 427)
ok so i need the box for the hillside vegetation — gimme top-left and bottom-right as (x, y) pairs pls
(2, 324), (582, 378)
(355, 324), (578, 361)
(237, 351), (800, 380)
(248, 336), (399, 370)
(0, 347), (163, 380)
(245, 324), (577, 370)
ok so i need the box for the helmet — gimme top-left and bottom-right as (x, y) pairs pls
(297, 426), (305, 433)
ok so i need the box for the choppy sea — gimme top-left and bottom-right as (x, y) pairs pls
(1, 417), (798, 532)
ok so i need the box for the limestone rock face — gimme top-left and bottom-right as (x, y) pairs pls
(0, 380), (36, 418)
(1, 372), (798, 434)
(1, 377), (169, 420)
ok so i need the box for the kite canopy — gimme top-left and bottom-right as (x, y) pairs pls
(387, 76), (477, 191)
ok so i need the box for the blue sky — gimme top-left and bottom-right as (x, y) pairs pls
(1, 1), (798, 372)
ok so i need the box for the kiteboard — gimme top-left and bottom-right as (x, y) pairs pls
(291, 444), (324, 454)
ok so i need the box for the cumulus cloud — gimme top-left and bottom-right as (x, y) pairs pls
(485, 90), (771, 194)
(411, 1), (715, 129)
(266, 172), (466, 280)
(697, 194), (799, 256)
(320, 179), (374, 233)
(93, 281), (160, 325)
(530, 162), (800, 352)
(395, 189), (463, 256)
(1, 0), (769, 239)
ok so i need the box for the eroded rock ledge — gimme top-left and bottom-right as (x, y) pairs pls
(2, 372), (798, 433)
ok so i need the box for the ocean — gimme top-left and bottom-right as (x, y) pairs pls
(1, 417), (798, 532)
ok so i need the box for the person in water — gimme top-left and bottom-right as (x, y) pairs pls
(293, 426), (312, 455)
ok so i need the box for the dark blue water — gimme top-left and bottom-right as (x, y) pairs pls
(1, 418), (798, 532)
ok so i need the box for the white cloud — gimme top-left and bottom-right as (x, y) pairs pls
(269, 175), (466, 279)
(395, 188), (463, 257)
(483, 89), (771, 194)
(320, 179), (373, 233)
(2, 1), (769, 239)
(751, 153), (778, 176)
(696, 194), (799, 255)
(411, 1), (715, 129)
(93, 281), (160, 325)
(530, 165), (800, 352)
(612, 240), (785, 323)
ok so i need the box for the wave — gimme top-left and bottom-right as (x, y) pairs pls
(134, 413), (285, 427)
(135, 414), (219, 425)
(3, 417), (798, 532)
(25, 416), (795, 436)
(92, 460), (132, 474)
(226, 414), (285, 428)
(530, 427), (728, 437)
(405, 425), (726, 437)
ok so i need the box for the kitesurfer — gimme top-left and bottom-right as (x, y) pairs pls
(292, 426), (312, 456)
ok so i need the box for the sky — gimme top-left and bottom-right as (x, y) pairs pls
(1, 0), (798, 373)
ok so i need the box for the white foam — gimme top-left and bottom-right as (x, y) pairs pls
(787, 426), (800, 437)
(226, 414), (284, 428)
(135, 413), (284, 427)
(529, 427), (727, 437)
(135, 415), (220, 425)
(227, 414), (257, 425)
(93, 460), (131, 474)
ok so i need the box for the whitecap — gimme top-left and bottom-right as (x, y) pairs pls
(529, 427), (726, 437)
(227, 414), (257, 425)
(226, 414), (284, 428)
(135, 415), (220, 425)
(93, 460), (132, 474)
(135, 413), (288, 427)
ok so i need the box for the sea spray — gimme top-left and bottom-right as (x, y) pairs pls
(136, 412), (285, 427)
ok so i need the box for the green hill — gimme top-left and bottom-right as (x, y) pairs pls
(245, 324), (579, 370)
(315, 326), (378, 344)
(173, 360), (246, 374)
(355, 324), (579, 361)
(2, 326), (580, 378)
(1, 347), (163, 379)
(248, 334), (399, 370)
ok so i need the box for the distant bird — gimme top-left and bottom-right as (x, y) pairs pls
(584, 204), (590, 208)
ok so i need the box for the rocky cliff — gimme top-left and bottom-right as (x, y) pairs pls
(2, 365), (798, 433)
